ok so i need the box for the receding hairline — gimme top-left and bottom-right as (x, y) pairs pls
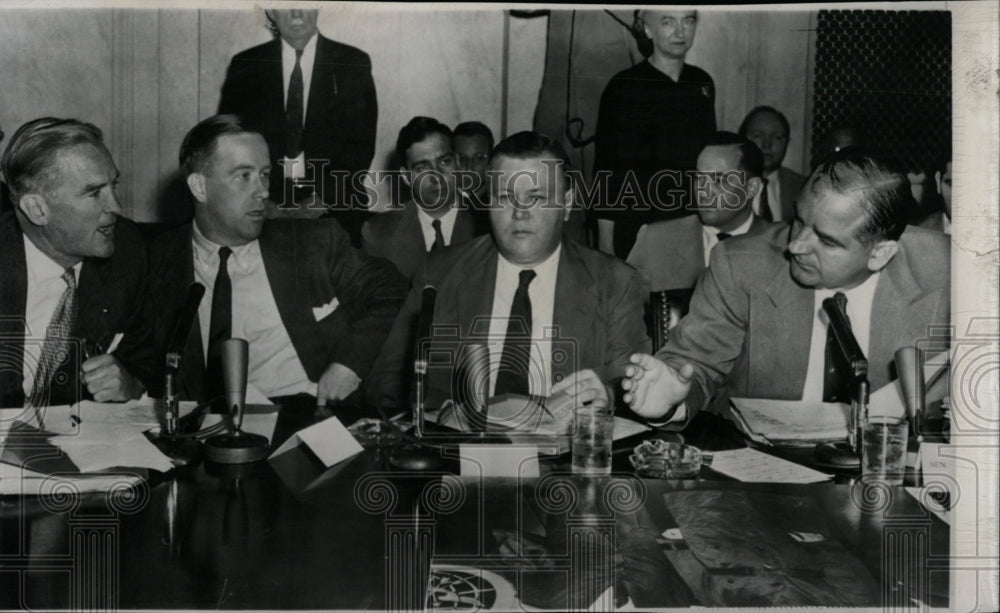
(30, 141), (115, 196)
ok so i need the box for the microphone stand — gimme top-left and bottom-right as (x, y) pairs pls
(388, 354), (444, 471)
(204, 339), (269, 464)
(150, 351), (204, 466)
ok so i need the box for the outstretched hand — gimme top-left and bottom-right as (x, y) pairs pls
(621, 354), (693, 420)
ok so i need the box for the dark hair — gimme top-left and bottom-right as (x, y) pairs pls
(490, 131), (571, 171)
(396, 117), (453, 164)
(453, 121), (495, 150)
(738, 105), (791, 139)
(805, 148), (911, 243)
(1, 117), (105, 199)
(179, 114), (256, 175)
(702, 131), (765, 178)
(932, 141), (952, 176)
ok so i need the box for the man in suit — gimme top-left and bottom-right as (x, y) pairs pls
(151, 115), (406, 407)
(622, 149), (950, 428)
(361, 117), (488, 281)
(367, 131), (650, 419)
(453, 121), (494, 207)
(627, 132), (772, 292)
(218, 8), (377, 242)
(738, 106), (805, 222)
(0, 118), (155, 409)
(919, 154), (952, 234)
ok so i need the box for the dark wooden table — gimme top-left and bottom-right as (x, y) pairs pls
(0, 402), (949, 610)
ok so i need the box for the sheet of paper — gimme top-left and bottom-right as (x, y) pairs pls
(201, 406), (279, 443)
(53, 428), (173, 473)
(0, 462), (143, 496)
(729, 398), (850, 444)
(708, 447), (833, 484)
(458, 444), (540, 478)
(269, 416), (363, 468)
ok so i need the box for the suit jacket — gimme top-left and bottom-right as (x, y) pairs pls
(360, 201), (489, 280)
(0, 212), (156, 408)
(366, 236), (651, 409)
(218, 34), (377, 208)
(627, 214), (773, 292)
(655, 223), (951, 426)
(917, 210), (950, 234)
(775, 166), (806, 221)
(149, 219), (407, 402)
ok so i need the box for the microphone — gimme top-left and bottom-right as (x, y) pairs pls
(413, 286), (437, 438)
(220, 338), (249, 431)
(821, 297), (868, 382)
(894, 346), (925, 439)
(164, 283), (205, 434)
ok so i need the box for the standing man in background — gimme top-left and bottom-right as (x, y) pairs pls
(738, 106), (805, 222)
(594, 9), (716, 258)
(219, 8), (377, 244)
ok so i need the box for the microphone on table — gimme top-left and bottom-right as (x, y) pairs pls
(388, 286), (444, 471)
(894, 346), (925, 441)
(164, 283), (205, 434)
(204, 339), (269, 464)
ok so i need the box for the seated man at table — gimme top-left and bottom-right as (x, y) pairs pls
(627, 131), (773, 292)
(622, 148), (950, 428)
(361, 117), (488, 280)
(366, 131), (650, 424)
(151, 114), (407, 407)
(0, 117), (155, 408)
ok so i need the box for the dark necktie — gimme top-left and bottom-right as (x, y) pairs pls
(716, 232), (732, 241)
(431, 219), (445, 251)
(494, 269), (536, 397)
(207, 247), (233, 400)
(759, 177), (774, 222)
(823, 291), (851, 403)
(28, 268), (77, 407)
(285, 49), (305, 158)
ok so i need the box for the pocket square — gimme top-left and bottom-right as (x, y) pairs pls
(312, 298), (340, 321)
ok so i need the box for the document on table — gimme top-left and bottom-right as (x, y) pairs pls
(708, 447), (833, 484)
(729, 398), (850, 445)
(0, 462), (143, 496)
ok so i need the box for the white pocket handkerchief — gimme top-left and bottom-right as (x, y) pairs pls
(312, 297), (340, 321)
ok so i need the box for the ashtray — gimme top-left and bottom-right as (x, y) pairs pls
(629, 439), (702, 479)
(348, 418), (403, 448)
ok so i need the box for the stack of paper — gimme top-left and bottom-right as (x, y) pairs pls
(729, 398), (850, 446)
(708, 447), (833, 484)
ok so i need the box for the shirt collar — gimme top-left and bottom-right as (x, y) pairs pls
(23, 234), (81, 284)
(497, 243), (562, 281)
(192, 221), (258, 273)
(280, 34), (318, 62)
(416, 204), (459, 229)
(703, 212), (755, 238)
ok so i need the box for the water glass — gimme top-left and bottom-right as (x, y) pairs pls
(571, 406), (615, 475)
(862, 416), (909, 485)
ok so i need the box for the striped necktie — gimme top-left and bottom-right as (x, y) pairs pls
(28, 268), (78, 407)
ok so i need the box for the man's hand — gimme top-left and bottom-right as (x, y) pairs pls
(621, 354), (693, 420)
(317, 363), (361, 408)
(81, 354), (143, 402)
(546, 369), (611, 432)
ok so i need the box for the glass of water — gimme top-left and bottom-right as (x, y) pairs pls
(862, 416), (909, 485)
(572, 405), (615, 475)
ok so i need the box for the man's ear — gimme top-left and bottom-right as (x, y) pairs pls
(18, 193), (50, 227)
(186, 173), (207, 204)
(934, 170), (942, 194)
(867, 239), (899, 272)
(746, 176), (763, 202)
(562, 186), (575, 222)
(400, 166), (411, 188)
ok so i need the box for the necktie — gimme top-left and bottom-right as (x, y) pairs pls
(431, 219), (445, 251)
(823, 291), (851, 403)
(759, 177), (774, 222)
(716, 232), (732, 241)
(494, 269), (536, 397)
(28, 269), (78, 408)
(285, 49), (305, 158)
(207, 247), (233, 400)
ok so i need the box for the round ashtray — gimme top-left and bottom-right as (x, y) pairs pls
(629, 439), (702, 479)
(348, 418), (403, 448)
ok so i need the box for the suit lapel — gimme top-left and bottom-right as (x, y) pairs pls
(759, 263), (813, 397)
(869, 246), (926, 388)
(552, 242), (597, 383)
(453, 209), (477, 245)
(304, 35), (335, 140)
(0, 215), (28, 404)
(455, 239), (497, 338)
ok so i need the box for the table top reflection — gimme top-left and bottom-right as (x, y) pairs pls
(0, 401), (949, 610)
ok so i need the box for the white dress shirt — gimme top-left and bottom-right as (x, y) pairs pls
(192, 223), (315, 399)
(280, 34), (318, 181)
(22, 236), (82, 396)
(416, 206), (459, 251)
(487, 247), (562, 397)
(700, 213), (755, 267)
(751, 168), (783, 221)
(801, 272), (881, 403)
